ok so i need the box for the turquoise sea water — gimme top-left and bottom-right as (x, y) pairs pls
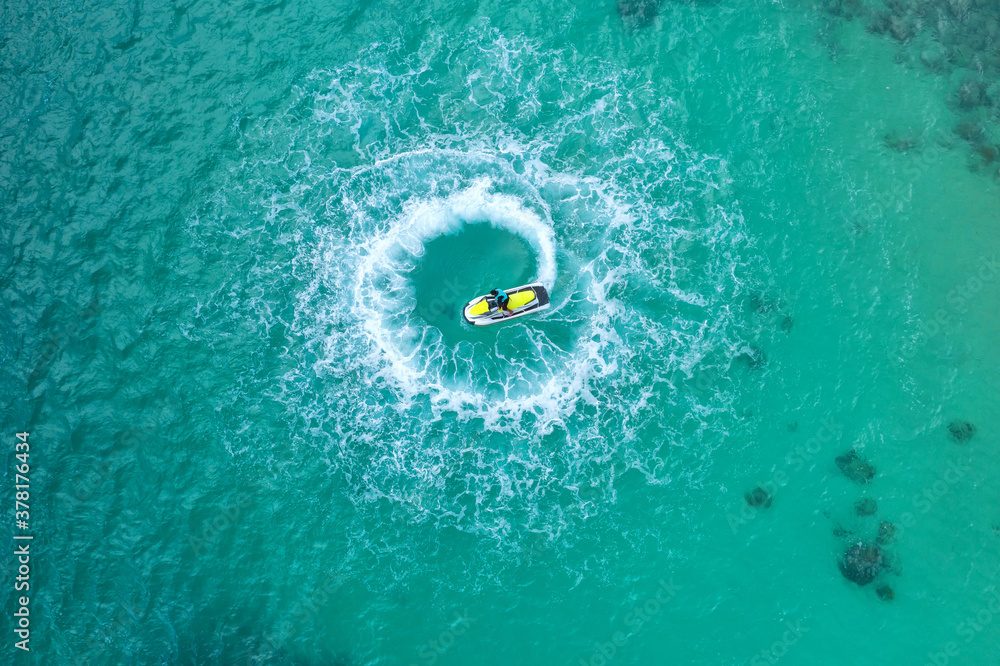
(2, 0), (1000, 664)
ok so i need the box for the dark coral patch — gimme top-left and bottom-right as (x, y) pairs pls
(749, 291), (776, 314)
(855, 498), (877, 516)
(836, 450), (876, 484)
(883, 130), (918, 153)
(617, 0), (659, 25)
(877, 520), (896, 545)
(736, 345), (767, 370)
(958, 78), (987, 110)
(948, 419), (976, 443)
(955, 120), (986, 144)
(745, 487), (773, 508)
(840, 541), (883, 586)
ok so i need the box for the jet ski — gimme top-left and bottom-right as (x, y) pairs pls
(462, 283), (550, 326)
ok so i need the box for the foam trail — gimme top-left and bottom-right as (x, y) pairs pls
(196, 24), (761, 547)
(357, 177), (556, 292)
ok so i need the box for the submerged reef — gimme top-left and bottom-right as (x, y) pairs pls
(840, 541), (883, 585)
(970, 144), (998, 172)
(877, 520), (897, 545)
(747, 291), (795, 337)
(948, 419), (976, 442)
(883, 129), (920, 153)
(821, 0), (1000, 175)
(617, 0), (659, 25)
(836, 450), (876, 484)
(749, 291), (778, 314)
(955, 119), (987, 144)
(855, 498), (878, 516)
(736, 345), (768, 370)
(746, 487), (773, 508)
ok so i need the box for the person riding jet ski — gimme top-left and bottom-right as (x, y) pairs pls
(490, 288), (512, 316)
(463, 283), (549, 326)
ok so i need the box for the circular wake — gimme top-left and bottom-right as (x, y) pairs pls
(192, 24), (760, 547)
(347, 169), (563, 417)
(310, 148), (640, 428)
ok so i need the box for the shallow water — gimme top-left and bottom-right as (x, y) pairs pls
(1, 0), (999, 664)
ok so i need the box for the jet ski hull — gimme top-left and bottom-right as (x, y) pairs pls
(462, 283), (550, 326)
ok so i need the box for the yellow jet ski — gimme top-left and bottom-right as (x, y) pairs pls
(462, 283), (550, 326)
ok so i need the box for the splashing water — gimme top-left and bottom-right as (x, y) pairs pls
(193, 24), (758, 545)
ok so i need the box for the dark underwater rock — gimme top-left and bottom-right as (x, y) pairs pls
(970, 144), (999, 173)
(749, 291), (775, 314)
(745, 487), (772, 508)
(958, 78), (987, 109)
(876, 584), (895, 601)
(840, 541), (883, 585)
(889, 15), (916, 42)
(947, 43), (974, 69)
(867, 10), (891, 35)
(948, 419), (976, 442)
(736, 345), (767, 370)
(617, 0), (659, 24)
(883, 129), (918, 153)
(920, 48), (946, 71)
(955, 120), (986, 144)
(836, 450), (876, 484)
(877, 520), (896, 545)
(855, 498), (878, 516)
(824, 0), (862, 20)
